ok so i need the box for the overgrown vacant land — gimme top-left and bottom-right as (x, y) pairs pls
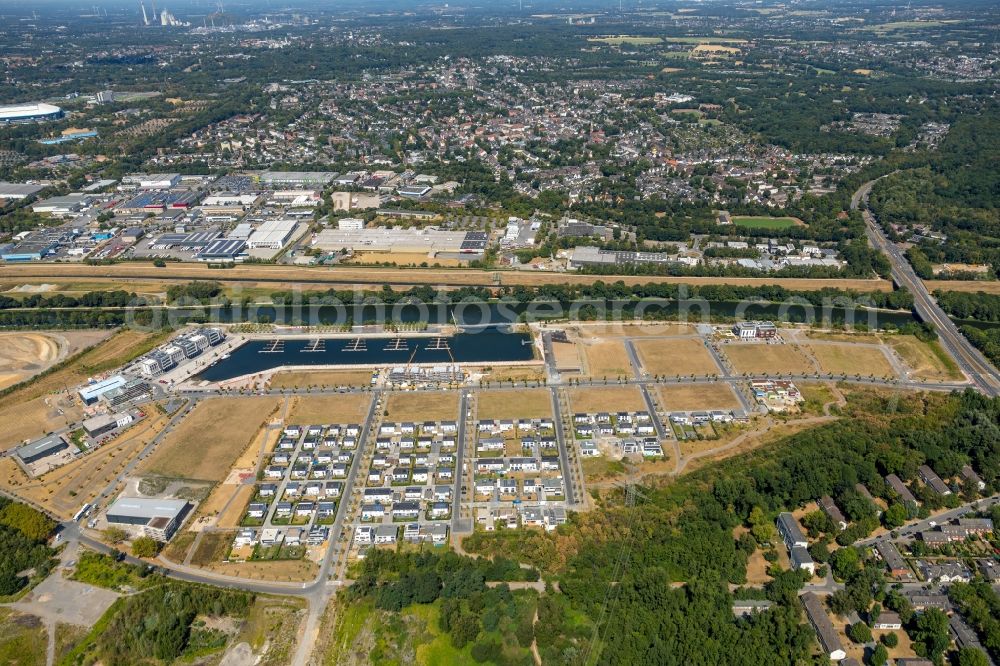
(269, 369), (374, 389)
(286, 393), (371, 424)
(476, 389), (552, 420)
(385, 392), (459, 422)
(722, 343), (814, 375)
(142, 396), (281, 483)
(571, 322), (695, 337)
(806, 343), (895, 377)
(0, 328), (167, 450)
(568, 385), (646, 413)
(730, 216), (804, 230)
(633, 338), (720, 376)
(885, 336), (964, 381)
(656, 383), (742, 411)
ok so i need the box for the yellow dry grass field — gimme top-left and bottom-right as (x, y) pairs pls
(0, 413), (169, 519)
(347, 252), (463, 267)
(476, 389), (552, 420)
(568, 386), (646, 413)
(0, 332), (60, 390)
(805, 330), (883, 344)
(633, 338), (720, 376)
(692, 43), (741, 54)
(217, 485), (256, 528)
(385, 392), (459, 422)
(0, 262), (895, 292)
(570, 322), (694, 337)
(723, 343), (814, 375)
(581, 340), (632, 378)
(925, 280), (1000, 294)
(0, 328), (168, 450)
(656, 383), (741, 411)
(142, 396), (281, 482)
(807, 344), (895, 378)
(887, 337), (964, 381)
(286, 394), (371, 424)
(269, 369), (374, 388)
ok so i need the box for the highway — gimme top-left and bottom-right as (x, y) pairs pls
(852, 179), (1000, 397)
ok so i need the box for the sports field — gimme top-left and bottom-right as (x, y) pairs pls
(385, 392), (459, 421)
(568, 386), (646, 413)
(656, 383), (741, 411)
(723, 343), (814, 375)
(731, 216), (803, 230)
(633, 338), (720, 376)
(142, 396), (281, 482)
(477, 389), (552, 420)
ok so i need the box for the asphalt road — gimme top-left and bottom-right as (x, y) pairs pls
(852, 179), (1000, 397)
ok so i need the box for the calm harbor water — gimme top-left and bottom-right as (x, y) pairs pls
(195, 328), (536, 381)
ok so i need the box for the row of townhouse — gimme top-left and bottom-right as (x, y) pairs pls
(572, 411), (652, 425)
(475, 457), (561, 475)
(474, 476), (564, 498)
(267, 499), (338, 520)
(257, 481), (342, 500)
(668, 410), (736, 425)
(375, 434), (457, 451)
(360, 499), (451, 521)
(575, 420), (656, 438)
(362, 485), (452, 505)
(477, 417), (555, 433)
(478, 435), (558, 452)
(378, 420), (458, 436)
(264, 460), (350, 481)
(354, 522), (449, 546)
(372, 450), (454, 469)
(271, 448), (353, 467)
(919, 518), (994, 546)
(283, 423), (361, 441)
(233, 524), (330, 549)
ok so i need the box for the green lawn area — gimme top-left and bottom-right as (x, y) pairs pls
(731, 215), (803, 230)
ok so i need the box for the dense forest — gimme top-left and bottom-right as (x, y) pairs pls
(0, 499), (56, 598)
(869, 107), (1000, 278)
(461, 389), (1000, 665)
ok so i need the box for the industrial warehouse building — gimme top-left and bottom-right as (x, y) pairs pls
(0, 182), (45, 200)
(0, 102), (63, 123)
(82, 411), (134, 438)
(78, 375), (127, 404)
(312, 228), (483, 256)
(105, 497), (191, 541)
(14, 435), (69, 465)
(246, 219), (299, 250)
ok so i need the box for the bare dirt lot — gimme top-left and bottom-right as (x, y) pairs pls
(722, 343), (814, 375)
(476, 389), (552, 420)
(656, 383), (741, 411)
(0, 332), (61, 390)
(568, 386), (646, 413)
(633, 338), (720, 376)
(142, 397), (281, 483)
(0, 328), (168, 450)
(806, 343), (895, 378)
(385, 392), (459, 422)
(269, 370), (374, 389)
(286, 394), (371, 424)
